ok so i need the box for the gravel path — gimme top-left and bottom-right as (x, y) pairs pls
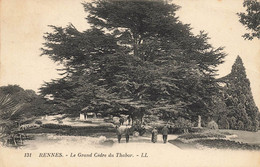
(1, 133), (259, 167)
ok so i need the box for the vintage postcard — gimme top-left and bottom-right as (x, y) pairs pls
(0, 0), (260, 167)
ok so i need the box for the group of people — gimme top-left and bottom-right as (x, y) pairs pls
(116, 125), (130, 143)
(119, 116), (131, 125)
(119, 117), (124, 125)
(116, 125), (169, 144)
(151, 125), (169, 143)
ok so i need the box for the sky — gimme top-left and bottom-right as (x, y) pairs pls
(1, 0), (259, 108)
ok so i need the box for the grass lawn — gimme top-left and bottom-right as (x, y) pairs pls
(21, 123), (117, 138)
(169, 129), (260, 150)
(11, 120), (260, 151)
(219, 129), (260, 145)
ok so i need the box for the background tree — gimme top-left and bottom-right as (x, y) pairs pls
(237, 0), (260, 40)
(0, 85), (52, 137)
(220, 56), (259, 131)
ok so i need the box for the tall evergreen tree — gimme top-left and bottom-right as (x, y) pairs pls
(40, 0), (226, 123)
(222, 56), (259, 131)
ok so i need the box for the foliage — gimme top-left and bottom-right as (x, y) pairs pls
(30, 124), (116, 137)
(196, 139), (260, 150)
(178, 132), (225, 140)
(237, 0), (260, 40)
(174, 117), (193, 128)
(219, 56), (259, 131)
(207, 120), (218, 130)
(0, 85), (52, 136)
(218, 116), (230, 129)
(130, 124), (146, 136)
(40, 0), (226, 124)
(35, 120), (43, 125)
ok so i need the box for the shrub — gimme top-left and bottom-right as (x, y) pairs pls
(189, 127), (204, 133)
(252, 119), (259, 132)
(130, 124), (146, 136)
(174, 117), (193, 128)
(143, 115), (159, 124)
(41, 124), (71, 129)
(170, 127), (191, 134)
(228, 117), (237, 129)
(207, 120), (218, 130)
(35, 120), (42, 125)
(237, 121), (244, 130)
(196, 139), (260, 150)
(178, 132), (225, 140)
(218, 117), (229, 129)
(245, 119), (252, 131)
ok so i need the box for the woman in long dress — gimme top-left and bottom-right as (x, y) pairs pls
(151, 128), (158, 143)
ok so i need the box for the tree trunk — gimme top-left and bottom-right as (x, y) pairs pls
(13, 135), (17, 146)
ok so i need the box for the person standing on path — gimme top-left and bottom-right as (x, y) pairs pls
(127, 115), (131, 125)
(161, 125), (169, 143)
(125, 125), (130, 143)
(119, 117), (124, 125)
(151, 127), (158, 143)
(116, 125), (122, 143)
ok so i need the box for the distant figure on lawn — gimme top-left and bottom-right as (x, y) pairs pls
(125, 125), (130, 143)
(151, 127), (158, 143)
(119, 117), (124, 125)
(162, 125), (169, 143)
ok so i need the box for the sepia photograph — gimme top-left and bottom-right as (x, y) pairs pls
(0, 0), (260, 167)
